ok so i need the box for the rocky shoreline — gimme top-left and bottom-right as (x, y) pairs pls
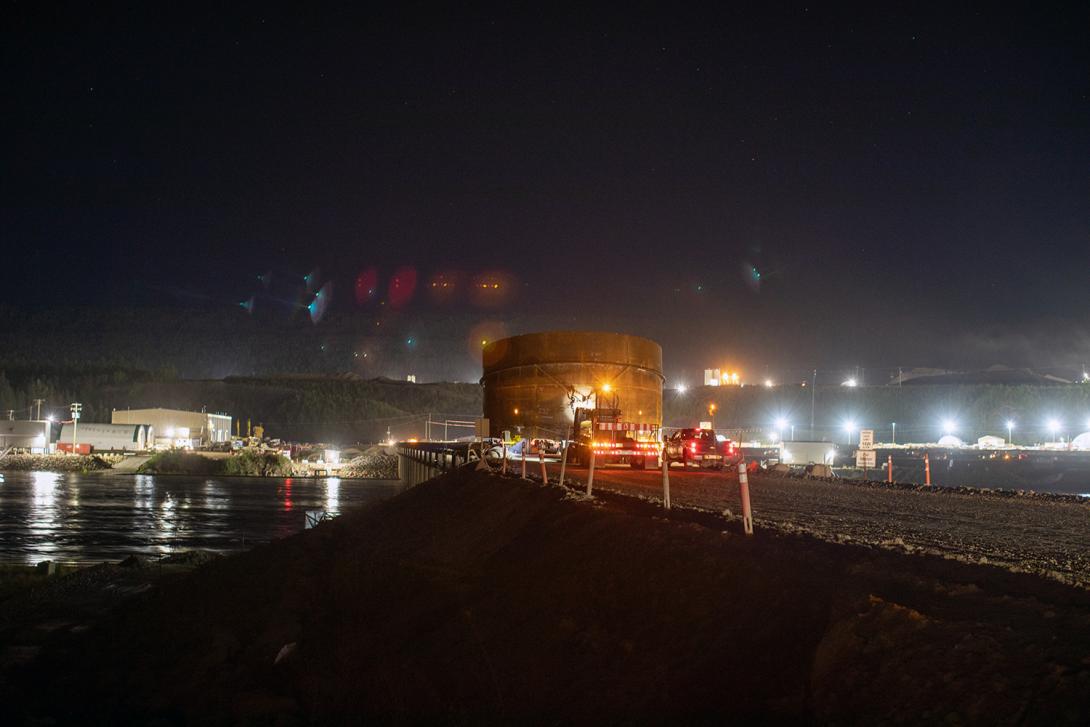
(0, 453), (113, 472)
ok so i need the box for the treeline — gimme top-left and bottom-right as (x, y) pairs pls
(665, 383), (1090, 442)
(0, 365), (482, 443)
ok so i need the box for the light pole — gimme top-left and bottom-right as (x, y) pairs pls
(844, 420), (857, 445)
(70, 402), (82, 453)
(891, 421), (896, 445)
(1047, 419), (1061, 444)
(809, 369), (816, 437)
(1006, 420), (1014, 446)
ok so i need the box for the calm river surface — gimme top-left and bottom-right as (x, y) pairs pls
(0, 471), (405, 564)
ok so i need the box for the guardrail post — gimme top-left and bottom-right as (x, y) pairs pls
(539, 450), (548, 483)
(662, 453), (671, 510)
(521, 443), (527, 479)
(558, 443), (568, 487)
(738, 461), (753, 535)
(586, 448), (596, 496)
(502, 443), (508, 475)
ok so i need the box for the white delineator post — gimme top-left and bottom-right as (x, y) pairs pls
(501, 443), (508, 475)
(539, 450), (548, 483)
(558, 443), (568, 487)
(661, 452), (671, 510)
(738, 461), (754, 535)
(586, 448), (596, 496)
(521, 442), (527, 479)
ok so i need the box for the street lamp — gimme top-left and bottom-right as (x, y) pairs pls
(891, 421), (896, 445)
(843, 419), (857, 445)
(941, 419), (956, 436)
(676, 384), (687, 395)
(1006, 420), (1014, 445)
(1047, 419), (1061, 442)
(842, 378), (858, 387)
(775, 417), (790, 441)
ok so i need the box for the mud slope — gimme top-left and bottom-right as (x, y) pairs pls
(9, 468), (1090, 724)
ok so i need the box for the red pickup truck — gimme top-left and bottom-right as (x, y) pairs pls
(663, 428), (741, 470)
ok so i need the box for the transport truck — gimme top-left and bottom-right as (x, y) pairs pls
(566, 403), (661, 469)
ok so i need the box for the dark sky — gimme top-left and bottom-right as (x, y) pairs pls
(4, 3), (1089, 381)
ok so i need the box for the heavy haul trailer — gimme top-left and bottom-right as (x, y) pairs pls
(567, 403), (661, 470)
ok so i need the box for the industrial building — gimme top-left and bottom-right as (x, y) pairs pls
(58, 422), (152, 452)
(481, 331), (663, 440)
(0, 420), (53, 452)
(111, 408), (232, 449)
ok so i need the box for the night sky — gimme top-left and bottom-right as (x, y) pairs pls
(4, 4), (1089, 381)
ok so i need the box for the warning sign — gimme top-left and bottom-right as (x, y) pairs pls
(859, 429), (875, 450)
(855, 450), (877, 468)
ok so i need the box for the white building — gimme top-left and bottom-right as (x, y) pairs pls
(111, 408), (232, 448)
(58, 422), (152, 452)
(0, 420), (52, 452)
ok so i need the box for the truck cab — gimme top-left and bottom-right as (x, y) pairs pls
(568, 406), (660, 469)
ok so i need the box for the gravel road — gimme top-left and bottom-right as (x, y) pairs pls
(547, 463), (1090, 588)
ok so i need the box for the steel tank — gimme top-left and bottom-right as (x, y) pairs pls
(481, 331), (663, 439)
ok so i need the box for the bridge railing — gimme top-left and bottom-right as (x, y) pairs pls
(396, 441), (484, 486)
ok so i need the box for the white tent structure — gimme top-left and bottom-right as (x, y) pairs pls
(937, 435), (965, 448)
(1071, 432), (1090, 451)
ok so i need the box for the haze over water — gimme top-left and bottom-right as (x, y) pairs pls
(0, 472), (404, 564)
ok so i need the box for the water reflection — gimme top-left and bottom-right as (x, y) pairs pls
(281, 478), (293, 512)
(325, 478), (340, 513)
(203, 479), (230, 511)
(0, 472), (403, 564)
(29, 472), (62, 557)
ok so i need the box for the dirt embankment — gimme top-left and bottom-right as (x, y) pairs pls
(137, 450), (293, 477)
(7, 469), (1090, 724)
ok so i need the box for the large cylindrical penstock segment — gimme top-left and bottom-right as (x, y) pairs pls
(481, 331), (664, 441)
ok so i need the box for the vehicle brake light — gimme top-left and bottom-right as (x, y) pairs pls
(690, 442), (697, 454)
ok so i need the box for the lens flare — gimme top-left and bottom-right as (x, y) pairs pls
(308, 282), (333, 323)
(354, 267), (378, 305)
(388, 266), (418, 308)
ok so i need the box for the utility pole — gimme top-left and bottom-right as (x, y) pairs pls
(810, 369), (817, 438)
(70, 402), (82, 453)
(33, 399), (44, 420)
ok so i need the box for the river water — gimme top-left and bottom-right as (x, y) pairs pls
(0, 471), (406, 565)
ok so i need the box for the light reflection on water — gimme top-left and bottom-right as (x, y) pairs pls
(0, 471), (404, 565)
